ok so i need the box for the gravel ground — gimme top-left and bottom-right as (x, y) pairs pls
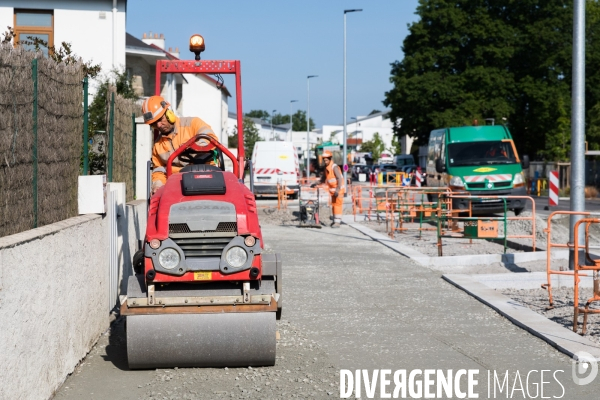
(256, 204), (353, 227)
(352, 212), (590, 257)
(57, 317), (338, 400)
(502, 286), (600, 345)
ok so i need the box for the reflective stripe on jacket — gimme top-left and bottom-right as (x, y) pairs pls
(151, 116), (217, 185)
(325, 162), (345, 194)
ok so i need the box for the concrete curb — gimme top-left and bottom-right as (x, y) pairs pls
(341, 215), (568, 268)
(442, 273), (600, 361)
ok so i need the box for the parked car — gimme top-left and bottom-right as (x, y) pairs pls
(394, 154), (418, 173)
(351, 164), (370, 180)
(371, 164), (400, 178)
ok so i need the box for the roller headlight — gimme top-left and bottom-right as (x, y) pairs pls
(226, 246), (247, 268)
(513, 172), (524, 185)
(158, 248), (180, 270)
(448, 176), (464, 187)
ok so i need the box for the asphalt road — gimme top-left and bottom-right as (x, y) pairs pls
(54, 222), (599, 399)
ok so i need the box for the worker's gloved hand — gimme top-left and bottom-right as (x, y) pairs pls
(310, 183), (317, 188)
(151, 180), (164, 195)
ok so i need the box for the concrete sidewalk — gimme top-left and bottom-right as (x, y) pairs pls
(272, 223), (597, 398)
(54, 222), (599, 399)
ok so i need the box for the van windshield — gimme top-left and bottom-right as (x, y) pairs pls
(447, 141), (517, 166)
(396, 157), (414, 166)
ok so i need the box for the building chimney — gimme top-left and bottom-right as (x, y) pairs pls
(142, 31), (165, 50)
(171, 46), (180, 58)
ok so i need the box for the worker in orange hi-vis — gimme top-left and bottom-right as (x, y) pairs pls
(311, 150), (345, 228)
(142, 95), (220, 194)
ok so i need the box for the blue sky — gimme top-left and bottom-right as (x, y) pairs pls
(127, 0), (421, 127)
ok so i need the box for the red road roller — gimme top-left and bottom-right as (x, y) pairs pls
(122, 35), (282, 369)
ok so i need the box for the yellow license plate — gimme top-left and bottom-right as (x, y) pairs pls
(193, 271), (212, 280)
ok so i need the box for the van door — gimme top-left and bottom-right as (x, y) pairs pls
(426, 129), (445, 187)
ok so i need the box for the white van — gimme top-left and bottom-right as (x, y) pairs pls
(252, 141), (300, 197)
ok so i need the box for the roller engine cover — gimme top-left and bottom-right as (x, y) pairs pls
(182, 171), (226, 195)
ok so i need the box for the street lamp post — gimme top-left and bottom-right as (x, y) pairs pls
(343, 8), (362, 192)
(271, 109), (277, 141)
(350, 116), (357, 156)
(289, 100), (298, 142)
(306, 75), (318, 178)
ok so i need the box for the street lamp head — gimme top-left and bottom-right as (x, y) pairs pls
(291, 100), (298, 103)
(344, 9), (363, 13)
(307, 75), (318, 79)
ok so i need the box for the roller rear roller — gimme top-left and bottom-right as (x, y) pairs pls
(127, 312), (276, 369)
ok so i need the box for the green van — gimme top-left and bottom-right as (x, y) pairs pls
(426, 125), (530, 214)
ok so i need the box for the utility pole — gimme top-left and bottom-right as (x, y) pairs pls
(343, 8), (363, 192)
(569, 0), (586, 270)
(306, 75), (318, 178)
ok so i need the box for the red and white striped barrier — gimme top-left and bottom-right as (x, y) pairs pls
(549, 171), (559, 206)
(415, 168), (423, 187)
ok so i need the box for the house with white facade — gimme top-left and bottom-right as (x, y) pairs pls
(126, 32), (230, 143)
(320, 111), (413, 155)
(0, 0), (126, 95)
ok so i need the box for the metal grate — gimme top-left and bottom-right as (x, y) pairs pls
(216, 222), (237, 232)
(494, 181), (511, 188)
(169, 222), (237, 234)
(172, 237), (231, 257)
(467, 183), (485, 189)
(169, 223), (192, 233)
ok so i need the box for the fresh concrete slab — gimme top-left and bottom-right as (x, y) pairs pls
(443, 273), (600, 361)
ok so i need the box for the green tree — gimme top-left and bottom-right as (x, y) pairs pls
(245, 110), (270, 120)
(383, 0), (600, 159)
(587, 102), (600, 152)
(289, 110), (315, 131)
(227, 130), (238, 148)
(389, 134), (402, 155)
(229, 117), (262, 158)
(271, 113), (289, 126)
(245, 110), (315, 131)
(541, 95), (571, 161)
(360, 132), (385, 161)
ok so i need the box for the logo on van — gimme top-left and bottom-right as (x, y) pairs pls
(279, 154), (289, 159)
(473, 167), (497, 173)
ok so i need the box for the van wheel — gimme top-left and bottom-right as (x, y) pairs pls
(514, 207), (525, 216)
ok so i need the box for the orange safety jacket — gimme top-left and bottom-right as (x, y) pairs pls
(151, 116), (217, 186)
(324, 162), (345, 195)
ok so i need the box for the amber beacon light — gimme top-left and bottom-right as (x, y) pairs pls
(189, 34), (206, 60)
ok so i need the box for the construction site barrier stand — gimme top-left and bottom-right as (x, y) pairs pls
(542, 211), (600, 335)
(542, 211), (591, 308)
(573, 218), (600, 335)
(436, 195), (536, 257)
